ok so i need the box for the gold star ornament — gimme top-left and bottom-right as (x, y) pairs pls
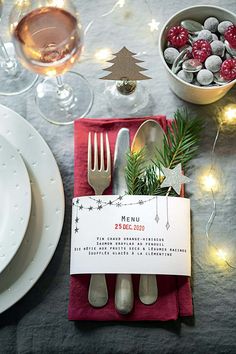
(161, 163), (190, 195)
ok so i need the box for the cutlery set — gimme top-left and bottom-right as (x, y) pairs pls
(86, 121), (165, 314)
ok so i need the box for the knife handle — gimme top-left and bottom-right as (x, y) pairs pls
(88, 274), (108, 308)
(139, 274), (158, 305)
(115, 274), (134, 315)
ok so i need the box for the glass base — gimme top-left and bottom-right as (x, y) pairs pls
(104, 81), (150, 115)
(0, 43), (38, 96)
(35, 71), (94, 125)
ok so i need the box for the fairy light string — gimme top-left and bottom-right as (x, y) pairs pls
(82, 0), (159, 62)
(144, 0), (160, 33)
(203, 105), (236, 269)
(82, 0), (235, 269)
(84, 0), (126, 35)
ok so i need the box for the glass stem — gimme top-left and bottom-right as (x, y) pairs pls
(0, 37), (17, 75)
(56, 76), (75, 109)
(56, 75), (65, 90)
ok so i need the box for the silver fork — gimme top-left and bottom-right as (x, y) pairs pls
(87, 132), (111, 307)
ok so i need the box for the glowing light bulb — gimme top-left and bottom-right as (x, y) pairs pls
(94, 48), (112, 61)
(117, 0), (125, 7)
(216, 249), (227, 261)
(148, 19), (160, 32)
(224, 106), (236, 121)
(201, 173), (218, 192)
(220, 104), (236, 125)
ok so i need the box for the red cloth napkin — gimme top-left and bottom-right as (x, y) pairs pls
(68, 116), (193, 321)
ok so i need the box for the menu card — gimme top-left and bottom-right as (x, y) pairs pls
(70, 195), (191, 276)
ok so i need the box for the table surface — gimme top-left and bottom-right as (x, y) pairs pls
(0, 1), (236, 353)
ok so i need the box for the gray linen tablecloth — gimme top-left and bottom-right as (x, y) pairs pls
(0, 0), (236, 353)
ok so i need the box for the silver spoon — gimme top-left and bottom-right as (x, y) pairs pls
(188, 34), (198, 45)
(131, 120), (165, 305)
(182, 58), (202, 73)
(225, 40), (236, 57)
(180, 19), (203, 34)
(214, 72), (231, 85)
(172, 48), (189, 74)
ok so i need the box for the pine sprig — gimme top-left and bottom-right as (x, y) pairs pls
(156, 109), (203, 170)
(125, 149), (146, 195)
(125, 109), (202, 196)
(142, 165), (160, 195)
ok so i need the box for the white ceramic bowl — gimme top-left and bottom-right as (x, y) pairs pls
(159, 5), (236, 105)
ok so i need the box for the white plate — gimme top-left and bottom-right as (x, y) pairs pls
(0, 135), (31, 273)
(0, 104), (65, 313)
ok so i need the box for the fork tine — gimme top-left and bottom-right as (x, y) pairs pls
(88, 132), (92, 171)
(105, 133), (111, 173)
(94, 133), (98, 170)
(100, 133), (104, 171)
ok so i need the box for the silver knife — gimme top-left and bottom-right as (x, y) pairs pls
(113, 128), (134, 315)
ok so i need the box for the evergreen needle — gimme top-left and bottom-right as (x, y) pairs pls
(125, 109), (203, 196)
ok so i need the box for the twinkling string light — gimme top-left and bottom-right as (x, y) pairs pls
(81, 0), (235, 268)
(143, 0), (161, 63)
(144, 0), (160, 33)
(203, 105), (236, 269)
(84, 0), (126, 36)
(83, 1), (126, 62)
(101, 0), (125, 17)
(94, 48), (113, 61)
(82, 0), (158, 63)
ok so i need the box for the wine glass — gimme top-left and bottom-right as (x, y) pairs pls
(0, 0), (38, 96)
(10, 0), (93, 125)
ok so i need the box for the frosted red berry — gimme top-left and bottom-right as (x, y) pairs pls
(224, 25), (236, 49)
(192, 40), (212, 62)
(167, 26), (189, 48)
(220, 58), (236, 81)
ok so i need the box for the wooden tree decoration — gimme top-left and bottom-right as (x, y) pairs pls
(100, 46), (151, 81)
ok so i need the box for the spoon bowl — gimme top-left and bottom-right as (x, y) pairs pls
(131, 120), (165, 162)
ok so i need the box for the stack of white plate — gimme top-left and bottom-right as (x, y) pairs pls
(0, 104), (65, 313)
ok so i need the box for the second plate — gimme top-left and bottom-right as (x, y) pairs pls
(0, 135), (31, 273)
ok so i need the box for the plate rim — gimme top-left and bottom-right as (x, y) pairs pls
(0, 104), (65, 313)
